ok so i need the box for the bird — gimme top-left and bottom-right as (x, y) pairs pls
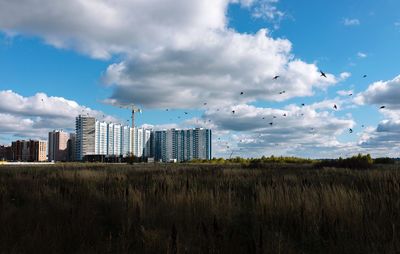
(216, 109), (220, 111)
(218, 138), (221, 140)
(184, 112), (188, 115)
(320, 70), (327, 78)
(273, 75), (280, 80)
(380, 106), (386, 109)
(349, 93), (353, 96)
(349, 128), (353, 134)
(333, 104), (337, 110)
(203, 103), (207, 106)
(361, 125), (365, 128)
(240, 92), (244, 95)
(269, 122), (273, 126)
(363, 75), (367, 78)
(273, 116), (277, 119)
(262, 117), (265, 120)
(283, 113), (287, 117)
(279, 91), (286, 95)
(166, 109), (169, 111)
(301, 103), (305, 106)
(232, 110), (235, 114)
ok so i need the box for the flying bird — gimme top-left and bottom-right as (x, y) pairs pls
(269, 122), (273, 126)
(273, 75), (280, 80)
(184, 112), (188, 115)
(273, 116), (277, 119)
(380, 106), (386, 109)
(166, 109), (169, 111)
(203, 103), (207, 106)
(320, 70), (327, 78)
(301, 103), (305, 106)
(349, 93), (353, 96)
(349, 128), (353, 134)
(232, 110), (235, 114)
(240, 92), (244, 95)
(333, 104), (337, 110)
(283, 113), (287, 117)
(262, 117), (265, 120)
(279, 91), (286, 95)
(363, 75), (367, 78)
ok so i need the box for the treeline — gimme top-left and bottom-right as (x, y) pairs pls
(190, 154), (397, 169)
(315, 154), (397, 169)
(190, 155), (314, 166)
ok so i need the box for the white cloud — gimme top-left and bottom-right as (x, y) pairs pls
(357, 52), (367, 58)
(0, 0), (337, 110)
(354, 75), (400, 112)
(343, 18), (360, 26)
(0, 90), (117, 142)
(339, 72), (351, 81)
(337, 89), (354, 97)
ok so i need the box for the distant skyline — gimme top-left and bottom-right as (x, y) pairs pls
(0, 0), (400, 158)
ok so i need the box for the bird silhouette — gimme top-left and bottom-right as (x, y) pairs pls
(262, 117), (265, 120)
(166, 109), (169, 111)
(203, 103), (207, 106)
(273, 75), (280, 80)
(269, 122), (273, 126)
(363, 75), (367, 78)
(349, 128), (353, 133)
(380, 106), (386, 109)
(349, 93), (353, 96)
(240, 92), (244, 95)
(320, 70), (327, 78)
(232, 110), (235, 114)
(184, 112), (188, 115)
(333, 104), (337, 110)
(301, 103), (305, 106)
(273, 116), (277, 118)
(279, 91), (286, 95)
(283, 113), (287, 117)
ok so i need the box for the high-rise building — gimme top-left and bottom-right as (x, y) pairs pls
(67, 133), (76, 161)
(48, 130), (70, 162)
(152, 128), (211, 162)
(0, 145), (12, 161)
(75, 115), (96, 160)
(11, 140), (47, 162)
(121, 126), (132, 157)
(95, 121), (108, 155)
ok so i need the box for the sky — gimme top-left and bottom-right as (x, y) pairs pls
(0, 0), (400, 158)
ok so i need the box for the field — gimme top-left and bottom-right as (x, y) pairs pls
(0, 163), (400, 253)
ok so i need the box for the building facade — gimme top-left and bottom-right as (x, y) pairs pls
(48, 130), (70, 162)
(76, 115), (96, 160)
(152, 128), (211, 162)
(10, 140), (47, 162)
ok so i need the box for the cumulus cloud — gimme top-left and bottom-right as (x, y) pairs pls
(196, 102), (355, 157)
(0, 90), (116, 141)
(354, 75), (400, 112)
(0, 0), (337, 110)
(103, 29), (336, 109)
(343, 18), (360, 26)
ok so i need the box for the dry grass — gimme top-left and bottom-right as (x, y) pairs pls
(0, 163), (399, 253)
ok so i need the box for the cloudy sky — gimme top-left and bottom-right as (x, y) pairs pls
(0, 0), (400, 158)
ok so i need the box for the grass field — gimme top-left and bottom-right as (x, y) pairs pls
(0, 163), (400, 253)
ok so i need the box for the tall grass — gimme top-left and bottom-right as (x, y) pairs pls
(0, 163), (399, 253)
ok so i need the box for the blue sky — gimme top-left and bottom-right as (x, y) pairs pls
(0, 0), (399, 158)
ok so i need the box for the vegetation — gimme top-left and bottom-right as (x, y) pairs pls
(0, 162), (400, 253)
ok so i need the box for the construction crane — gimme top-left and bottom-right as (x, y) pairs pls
(118, 104), (142, 128)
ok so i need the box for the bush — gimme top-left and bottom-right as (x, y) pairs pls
(315, 154), (373, 169)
